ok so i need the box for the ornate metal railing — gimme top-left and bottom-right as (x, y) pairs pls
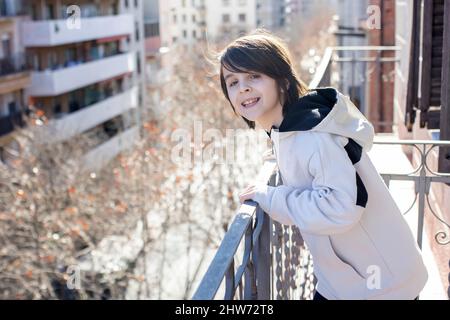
(374, 139), (450, 248)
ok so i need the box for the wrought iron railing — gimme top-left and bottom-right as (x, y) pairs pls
(192, 160), (315, 300)
(0, 53), (31, 77)
(0, 112), (24, 136)
(373, 139), (450, 248)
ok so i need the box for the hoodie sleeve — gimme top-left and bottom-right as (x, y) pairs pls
(252, 132), (365, 235)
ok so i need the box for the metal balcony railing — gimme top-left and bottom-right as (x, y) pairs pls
(0, 53), (31, 77)
(0, 0), (26, 17)
(192, 161), (315, 300)
(0, 112), (24, 136)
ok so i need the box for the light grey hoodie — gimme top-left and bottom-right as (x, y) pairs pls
(253, 87), (428, 300)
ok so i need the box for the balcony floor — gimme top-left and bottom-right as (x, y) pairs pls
(368, 132), (447, 300)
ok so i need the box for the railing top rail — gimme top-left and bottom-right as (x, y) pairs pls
(329, 46), (401, 51)
(373, 139), (450, 146)
(192, 160), (277, 300)
(309, 47), (333, 89)
(192, 203), (256, 300)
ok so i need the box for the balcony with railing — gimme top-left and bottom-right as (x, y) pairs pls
(82, 125), (139, 172)
(21, 14), (134, 47)
(0, 0), (27, 18)
(42, 86), (138, 143)
(0, 52), (32, 76)
(27, 52), (135, 97)
(193, 46), (450, 300)
(0, 112), (24, 137)
(0, 53), (32, 93)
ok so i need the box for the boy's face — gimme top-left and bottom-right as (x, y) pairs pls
(222, 67), (282, 123)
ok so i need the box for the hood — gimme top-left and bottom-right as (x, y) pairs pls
(268, 87), (375, 152)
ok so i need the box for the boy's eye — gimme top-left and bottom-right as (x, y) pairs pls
(228, 74), (259, 87)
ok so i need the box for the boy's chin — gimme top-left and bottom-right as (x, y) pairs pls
(241, 115), (258, 123)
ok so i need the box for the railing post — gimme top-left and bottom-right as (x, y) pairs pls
(416, 144), (427, 250)
(254, 206), (271, 300)
(224, 259), (235, 300)
(243, 224), (256, 300)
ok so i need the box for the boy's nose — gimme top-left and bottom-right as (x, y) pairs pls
(240, 85), (251, 93)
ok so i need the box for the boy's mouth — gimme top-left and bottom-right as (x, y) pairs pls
(241, 97), (261, 108)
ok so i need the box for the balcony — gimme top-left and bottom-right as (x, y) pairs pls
(0, 112), (24, 136)
(0, 53), (31, 77)
(0, 54), (31, 95)
(0, 0), (26, 18)
(44, 87), (138, 143)
(21, 14), (134, 47)
(82, 126), (139, 171)
(27, 53), (135, 97)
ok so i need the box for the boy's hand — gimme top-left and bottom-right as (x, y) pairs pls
(262, 149), (275, 161)
(239, 184), (257, 204)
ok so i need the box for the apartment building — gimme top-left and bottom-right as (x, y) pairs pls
(144, 0), (163, 88)
(256, 0), (287, 30)
(21, 0), (146, 171)
(158, 0), (206, 48)
(143, 0), (171, 111)
(0, 0), (30, 165)
(205, 0), (257, 43)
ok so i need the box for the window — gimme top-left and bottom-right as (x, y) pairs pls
(173, 14), (177, 23)
(64, 47), (77, 66)
(53, 101), (62, 117)
(222, 0), (230, 7)
(31, 4), (38, 20)
(238, 0), (247, 6)
(136, 52), (141, 74)
(222, 14), (230, 23)
(192, 14), (196, 23)
(182, 0), (186, 7)
(238, 13), (246, 22)
(44, 4), (54, 20)
(135, 22), (140, 40)
(82, 4), (98, 18)
(192, 30), (197, 38)
(183, 30), (187, 38)
(182, 14), (186, 23)
(1, 37), (11, 58)
(89, 44), (100, 60)
(144, 22), (160, 37)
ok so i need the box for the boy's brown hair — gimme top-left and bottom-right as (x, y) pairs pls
(218, 29), (309, 129)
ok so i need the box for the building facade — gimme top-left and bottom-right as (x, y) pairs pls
(0, 0), (30, 165)
(17, 0), (146, 171)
